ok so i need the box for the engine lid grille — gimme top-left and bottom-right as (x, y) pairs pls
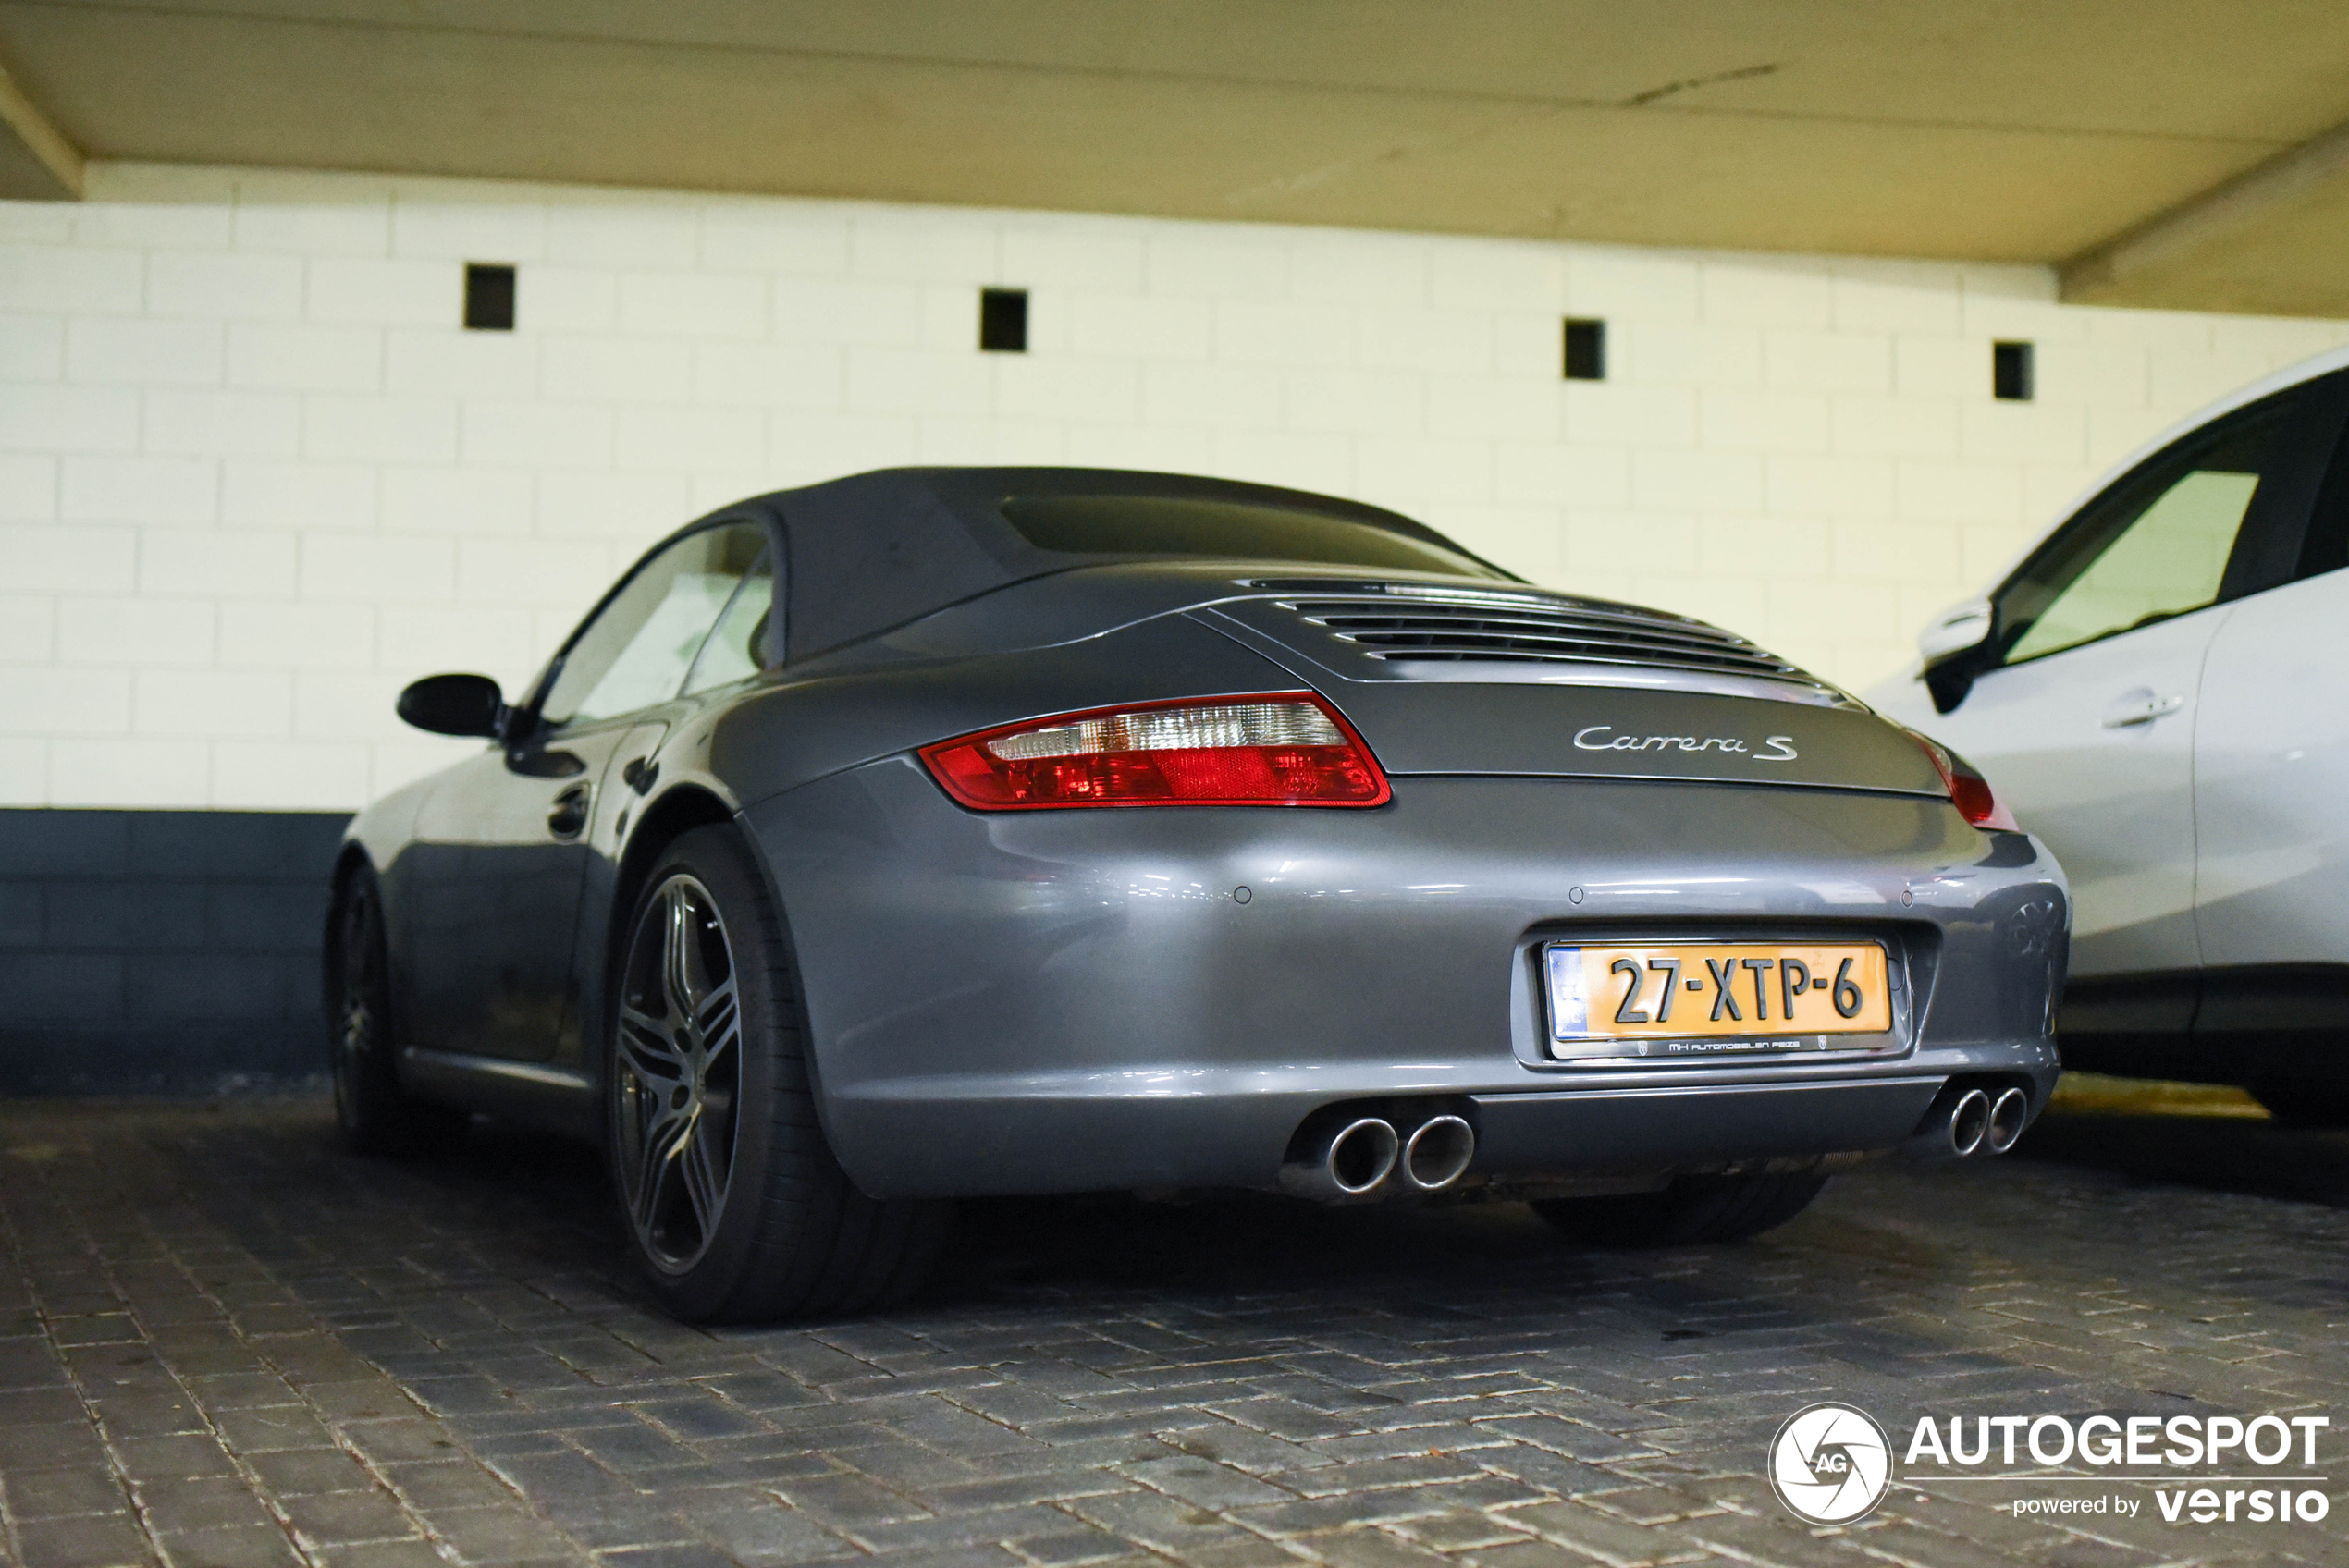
(1274, 589), (1822, 688)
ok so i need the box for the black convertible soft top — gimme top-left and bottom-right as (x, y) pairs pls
(731, 467), (1504, 661)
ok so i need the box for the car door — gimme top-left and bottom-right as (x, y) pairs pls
(405, 520), (770, 1062)
(1920, 380), (2341, 994)
(555, 547), (781, 1072)
(2194, 380), (2349, 993)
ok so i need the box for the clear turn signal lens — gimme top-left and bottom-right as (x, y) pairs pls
(1903, 728), (2019, 831)
(920, 692), (1391, 810)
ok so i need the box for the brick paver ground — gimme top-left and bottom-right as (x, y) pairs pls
(3, 1090), (2345, 1568)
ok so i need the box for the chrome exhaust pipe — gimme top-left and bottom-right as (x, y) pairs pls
(1900, 1085), (1994, 1161)
(1949, 1088), (1993, 1157)
(1278, 1116), (1399, 1201)
(1400, 1115), (1475, 1192)
(1985, 1087), (2030, 1154)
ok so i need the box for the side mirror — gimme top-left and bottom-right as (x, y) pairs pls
(1916, 598), (1994, 716)
(397, 673), (507, 739)
(1917, 599), (1992, 663)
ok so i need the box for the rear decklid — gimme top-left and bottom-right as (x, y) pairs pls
(1199, 580), (1946, 797)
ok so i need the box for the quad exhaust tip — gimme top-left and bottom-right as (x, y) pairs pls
(1402, 1115), (1476, 1191)
(1986, 1086), (2029, 1154)
(1949, 1087), (1993, 1158)
(1328, 1117), (1401, 1194)
(1277, 1115), (1400, 1201)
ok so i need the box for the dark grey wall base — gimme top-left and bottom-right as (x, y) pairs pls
(0, 1027), (331, 1096)
(0, 809), (351, 1096)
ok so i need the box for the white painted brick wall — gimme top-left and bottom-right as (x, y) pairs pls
(3, 161), (2347, 812)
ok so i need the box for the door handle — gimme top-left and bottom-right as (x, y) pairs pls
(2101, 692), (2185, 729)
(547, 782), (592, 840)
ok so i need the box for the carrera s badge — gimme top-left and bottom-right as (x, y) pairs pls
(1573, 726), (1798, 760)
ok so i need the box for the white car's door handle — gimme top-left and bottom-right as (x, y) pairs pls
(2102, 692), (2185, 729)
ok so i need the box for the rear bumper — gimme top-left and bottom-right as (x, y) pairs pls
(792, 1071), (1975, 1197)
(744, 765), (2067, 1199)
(1470, 1077), (1955, 1170)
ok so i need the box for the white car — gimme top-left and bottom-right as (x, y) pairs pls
(1871, 349), (2349, 1126)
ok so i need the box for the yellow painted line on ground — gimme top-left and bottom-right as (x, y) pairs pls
(2046, 1072), (2269, 1119)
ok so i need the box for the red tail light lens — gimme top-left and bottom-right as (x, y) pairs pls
(920, 692), (1391, 810)
(1903, 728), (2018, 831)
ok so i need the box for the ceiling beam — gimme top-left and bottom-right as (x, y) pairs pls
(2061, 116), (2349, 309)
(0, 43), (80, 198)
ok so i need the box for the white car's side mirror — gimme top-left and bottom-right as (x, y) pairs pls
(1916, 597), (1997, 715)
(1918, 599), (1993, 664)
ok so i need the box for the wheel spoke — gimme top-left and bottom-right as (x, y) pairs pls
(677, 1115), (726, 1238)
(695, 977), (739, 1072)
(617, 1063), (679, 1113)
(630, 1109), (692, 1231)
(615, 1052), (675, 1110)
(631, 1135), (676, 1231)
(639, 1089), (691, 1160)
(661, 884), (699, 1023)
(617, 1006), (685, 1079)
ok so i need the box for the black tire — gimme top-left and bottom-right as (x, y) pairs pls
(326, 864), (470, 1156)
(2250, 1084), (2349, 1129)
(606, 824), (949, 1323)
(1531, 1171), (1829, 1247)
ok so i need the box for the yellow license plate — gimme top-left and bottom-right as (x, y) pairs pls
(1544, 941), (1892, 1043)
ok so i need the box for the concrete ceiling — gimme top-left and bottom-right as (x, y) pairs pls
(4, 1), (2349, 314)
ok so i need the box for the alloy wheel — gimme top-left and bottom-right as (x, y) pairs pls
(613, 874), (743, 1272)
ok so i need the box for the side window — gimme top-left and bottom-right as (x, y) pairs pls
(1996, 398), (2299, 667)
(539, 521), (768, 727)
(681, 554), (777, 697)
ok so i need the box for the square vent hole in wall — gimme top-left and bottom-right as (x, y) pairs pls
(980, 288), (1028, 352)
(465, 263), (516, 331)
(1994, 340), (2034, 401)
(1563, 318), (1605, 381)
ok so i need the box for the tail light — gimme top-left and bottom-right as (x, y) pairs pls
(919, 692), (1391, 810)
(1903, 728), (2018, 831)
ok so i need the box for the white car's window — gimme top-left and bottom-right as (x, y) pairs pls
(540, 522), (768, 726)
(1999, 404), (2294, 665)
(2006, 471), (2257, 662)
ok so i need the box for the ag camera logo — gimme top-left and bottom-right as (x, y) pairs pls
(1771, 1403), (1893, 1524)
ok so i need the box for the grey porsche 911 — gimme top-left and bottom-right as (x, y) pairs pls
(333, 467), (2068, 1322)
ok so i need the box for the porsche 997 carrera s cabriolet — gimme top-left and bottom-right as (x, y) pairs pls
(332, 467), (2069, 1322)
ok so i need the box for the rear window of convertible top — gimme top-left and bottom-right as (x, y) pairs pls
(998, 495), (1506, 579)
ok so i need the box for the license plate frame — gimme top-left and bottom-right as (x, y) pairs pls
(1538, 937), (1906, 1066)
